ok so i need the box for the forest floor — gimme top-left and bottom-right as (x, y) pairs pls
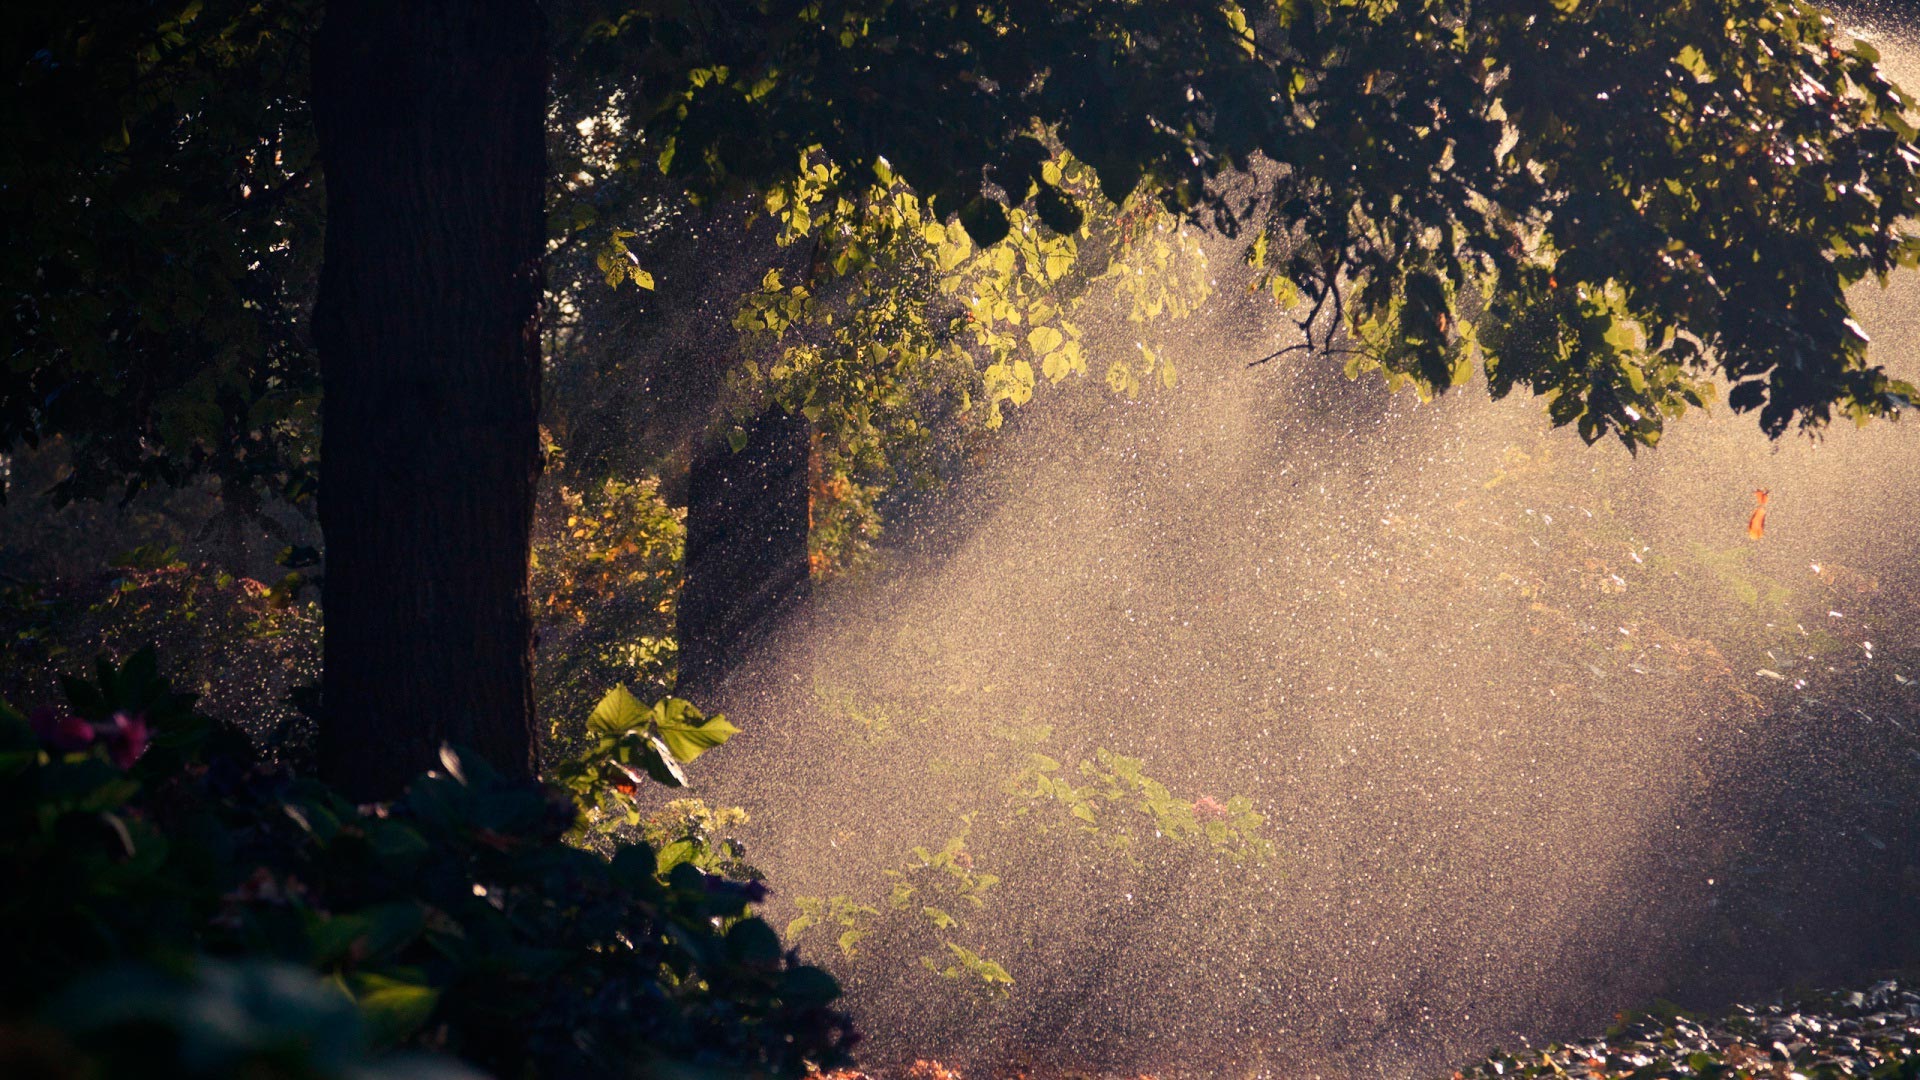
(820, 978), (1920, 1080)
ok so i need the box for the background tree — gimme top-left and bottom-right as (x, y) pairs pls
(0, 0), (320, 513)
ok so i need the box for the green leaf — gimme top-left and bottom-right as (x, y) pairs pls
(727, 917), (782, 966)
(652, 697), (739, 763)
(588, 686), (651, 736)
(366, 819), (430, 860)
(780, 965), (841, 1006)
(656, 839), (697, 871)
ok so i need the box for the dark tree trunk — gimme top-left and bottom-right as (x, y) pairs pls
(677, 408), (813, 695)
(311, 1), (546, 800)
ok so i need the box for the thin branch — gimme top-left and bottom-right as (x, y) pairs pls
(1247, 342), (1310, 367)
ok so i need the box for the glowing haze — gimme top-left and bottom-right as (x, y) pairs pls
(694, 17), (1920, 1077)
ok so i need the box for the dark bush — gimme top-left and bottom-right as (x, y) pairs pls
(0, 650), (854, 1079)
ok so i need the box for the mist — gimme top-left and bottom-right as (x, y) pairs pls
(683, 17), (1920, 1078)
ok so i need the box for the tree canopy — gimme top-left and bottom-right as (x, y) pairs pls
(595, 0), (1919, 446)
(1, 0), (319, 508)
(7, 0), (1916, 510)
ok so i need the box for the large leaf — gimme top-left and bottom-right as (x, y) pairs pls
(588, 685), (650, 737)
(653, 698), (740, 764)
(1027, 326), (1064, 355)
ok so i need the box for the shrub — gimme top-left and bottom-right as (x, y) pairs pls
(532, 475), (685, 742)
(0, 545), (321, 762)
(0, 651), (854, 1079)
(2, 957), (488, 1080)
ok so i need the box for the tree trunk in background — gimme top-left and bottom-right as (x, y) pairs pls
(677, 409), (813, 695)
(311, 1), (546, 800)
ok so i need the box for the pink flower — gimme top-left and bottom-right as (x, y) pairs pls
(105, 712), (149, 769)
(29, 706), (95, 753)
(1192, 795), (1229, 821)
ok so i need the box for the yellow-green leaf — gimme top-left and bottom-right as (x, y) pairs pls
(588, 686), (649, 736)
(654, 702), (740, 763)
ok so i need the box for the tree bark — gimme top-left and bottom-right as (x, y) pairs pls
(311, 0), (546, 800)
(677, 408), (813, 695)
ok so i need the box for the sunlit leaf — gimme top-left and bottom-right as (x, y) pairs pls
(588, 686), (650, 737)
(654, 699), (740, 763)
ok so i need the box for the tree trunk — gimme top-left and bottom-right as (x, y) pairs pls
(311, 0), (546, 800)
(677, 408), (813, 695)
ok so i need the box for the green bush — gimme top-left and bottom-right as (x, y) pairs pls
(0, 651), (854, 1079)
(2, 957), (488, 1080)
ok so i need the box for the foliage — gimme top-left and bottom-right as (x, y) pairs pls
(724, 149), (1209, 573)
(1449, 981), (1920, 1080)
(551, 686), (742, 841)
(1, 957), (486, 1080)
(0, 545), (320, 760)
(784, 720), (1273, 1003)
(604, 0), (1920, 447)
(637, 797), (761, 883)
(10, 0), (1919, 526)
(1005, 744), (1274, 867)
(808, 466), (886, 580)
(531, 473), (685, 730)
(0, 653), (853, 1079)
(0, 0), (321, 507)
(533, 476), (683, 629)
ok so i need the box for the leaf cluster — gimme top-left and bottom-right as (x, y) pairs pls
(530, 474), (685, 735)
(783, 717), (1273, 1006)
(720, 148), (1207, 573)
(0, 0), (322, 505)
(0, 653), (852, 1079)
(551, 685), (741, 834)
(599, 0), (1920, 446)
